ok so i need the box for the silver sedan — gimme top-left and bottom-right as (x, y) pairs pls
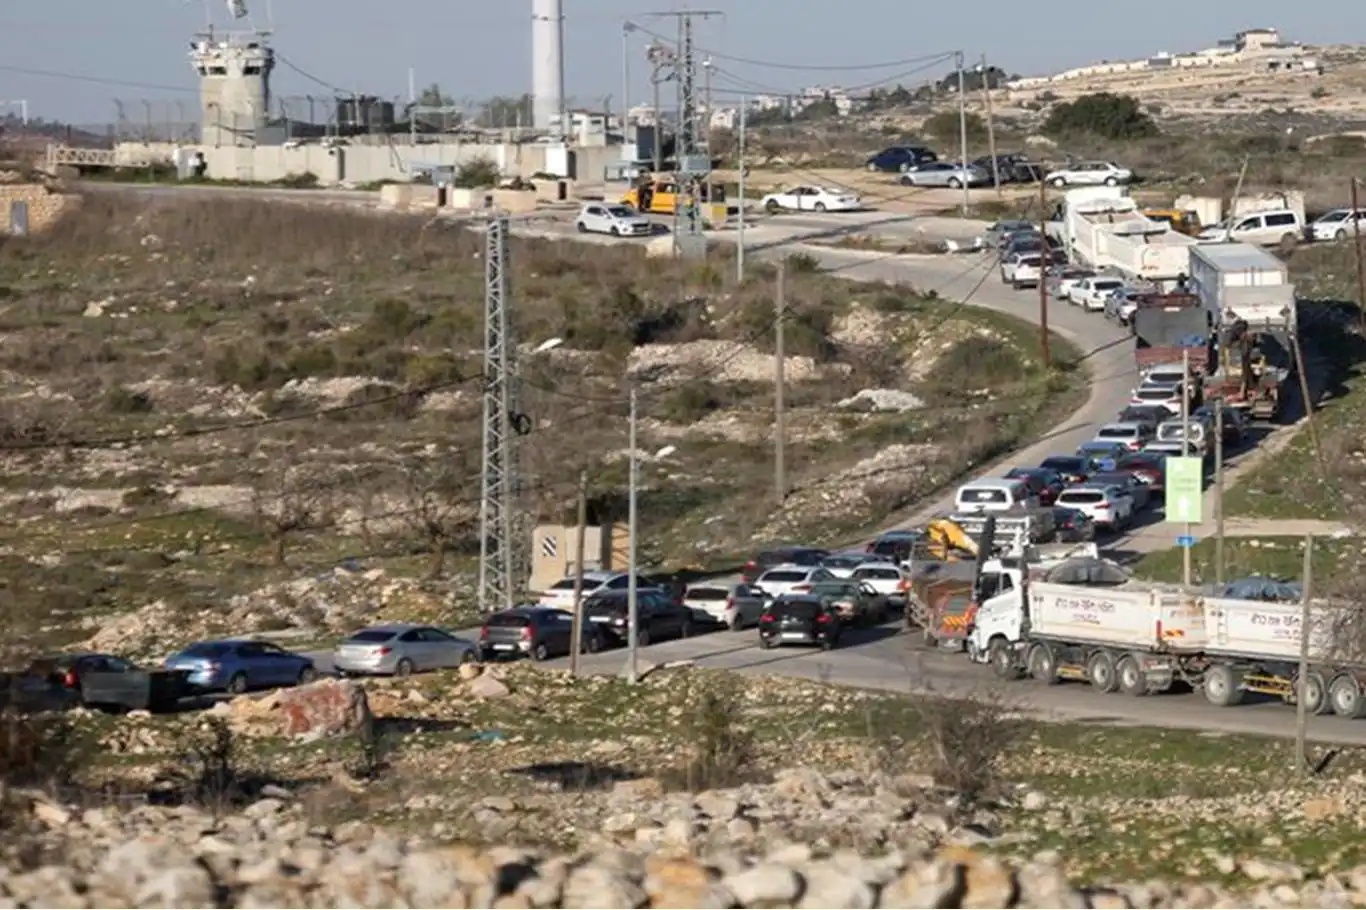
(898, 162), (990, 189)
(332, 623), (478, 677)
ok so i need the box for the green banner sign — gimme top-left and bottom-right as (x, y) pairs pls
(1164, 457), (1203, 524)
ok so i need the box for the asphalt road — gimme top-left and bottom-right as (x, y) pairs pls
(101, 181), (1340, 742)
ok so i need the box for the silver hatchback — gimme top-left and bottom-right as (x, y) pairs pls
(332, 623), (478, 677)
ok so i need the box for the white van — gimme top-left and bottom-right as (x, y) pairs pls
(1198, 209), (1302, 247)
(954, 478), (1033, 514)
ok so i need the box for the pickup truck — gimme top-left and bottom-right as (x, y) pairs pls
(949, 508), (1056, 545)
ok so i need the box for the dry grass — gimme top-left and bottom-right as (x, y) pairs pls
(0, 195), (1081, 656)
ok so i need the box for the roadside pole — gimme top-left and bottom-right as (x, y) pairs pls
(1037, 178), (1051, 368)
(626, 385), (639, 684)
(1296, 533), (1314, 777)
(1290, 334), (1323, 474)
(955, 51), (969, 216)
(774, 260), (787, 503)
(569, 470), (588, 677)
(1180, 348), (1192, 589)
(736, 95), (746, 281)
(1213, 401), (1225, 586)
(980, 54), (999, 192)
(1353, 178), (1366, 336)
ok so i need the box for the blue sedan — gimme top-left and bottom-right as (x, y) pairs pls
(164, 640), (317, 695)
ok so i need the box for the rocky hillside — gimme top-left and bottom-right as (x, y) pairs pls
(0, 788), (1356, 908)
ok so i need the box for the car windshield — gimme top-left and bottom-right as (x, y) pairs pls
(607, 206), (635, 218)
(762, 570), (808, 582)
(1041, 457), (1083, 472)
(1097, 426), (1137, 438)
(774, 600), (822, 618)
(1137, 388), (1176, 401)
(1059, 491), (1105, 505)
(686, 587), (728, 602)
(960, 488), (1007, 503)
(1095, 280), (1123, 290)
(809, 583), (856, 596)
(855, 567), (901, 580)
(182, 643), (229, 657)
(1146, 369), (1185, 384)
(1320, 211), (1347, 223)
(549, 578), (582, 591)
(347, 630), (397, 643)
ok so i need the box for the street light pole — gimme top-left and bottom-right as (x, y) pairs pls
(737, 94), (747, 281)
(955, 50), (969, 216)
(626, 383), (639, 684)
(621, 23), (634, 134)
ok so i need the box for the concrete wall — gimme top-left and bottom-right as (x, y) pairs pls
(111, 139), (626, 189)
(0, 181), (81, 233)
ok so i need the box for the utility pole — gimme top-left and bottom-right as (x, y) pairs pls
(1290, 333), (1323, 474)
(774, 260), (787, 503)
(1180, 348), (1192, 589)
(626, 384), (640, 684)
(703, 57), (713, 220)
(979, 55), (999, 192)
(644, 8), (722, 258)
(478, 214), (516, 613)
(408, 67), (417, 149)
(1296, 533), (1315, 777)
(621, 22), (635, 138)
(569, 470), (588, 676)
(736, 95), (747, 281)
(1353, 178), (1366, 336)
(955, 51), (969, 215)
(1214, 400), (1226, 586)
(646, 42), (675, 176)
(1037, 178), (1051, 368)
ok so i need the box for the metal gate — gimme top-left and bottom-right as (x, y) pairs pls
(9, 200), (29, 236)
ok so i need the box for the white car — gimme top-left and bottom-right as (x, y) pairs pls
(1044, 161), (1133, 188)
(1093, 421), (1153, 452)
(682, 583), (768, 630)
(1002, 253), (1044, 289)
(1197, 209), (1302, 246)
(1055, 484), (1134, 531)
(849, 563), (910, 606)
(538, 571), (656, 609)
(1307, 208), (1366, 243)
(1141, 364), (1190, 387)
(1128, 382), (1187, 416)
(761, 185), (861, 213)
(754, 564), (836, 598)
(575, 202), (653, 237)
(1070, 276), (1125, 311)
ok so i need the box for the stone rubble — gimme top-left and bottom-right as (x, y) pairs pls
(0, 789), (1358, 908)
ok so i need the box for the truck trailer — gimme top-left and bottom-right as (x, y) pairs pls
(968, 562), (1207, 694)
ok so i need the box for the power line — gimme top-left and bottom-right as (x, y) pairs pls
(275, 54), (358, 97)
(631, 21), (954, 73)
(0, 64), (195, 94)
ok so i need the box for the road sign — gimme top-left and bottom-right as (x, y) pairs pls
(1165, 457), (1203, 524)
(1176, 535), (1196, 547)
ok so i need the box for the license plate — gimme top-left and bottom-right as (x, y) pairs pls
(780, 631), (807, 641)
(589, 616), (612, 623)
(492, 643), (515, 650)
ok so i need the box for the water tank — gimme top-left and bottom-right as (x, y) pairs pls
(335, 97), (395, 132)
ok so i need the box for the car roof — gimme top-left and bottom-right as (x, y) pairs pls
(1042, 454), (1085, 463)
(854, 562), (903, 571)
(1099, 421), (1144, 431)
(356, 622), (425, 633)
(961, 478), (1023, 490)
(1060, 484), (1112, 494)
(762, 563), (820, 572)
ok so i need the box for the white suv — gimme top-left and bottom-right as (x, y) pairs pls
(1071, 276), (1125, 311)
(1002, 253), (1044, 289)
(1044, 161), (1133, 188)
(1056, 484), (1134, 531)
(754, 564), (836, 598)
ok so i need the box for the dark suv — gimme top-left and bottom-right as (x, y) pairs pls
(742, 546), (830, 584)
(758, 596), (842, 650)
(582, 589), (695, 646)
(478, 606), (603, 662)
(865, 145), (937, 173)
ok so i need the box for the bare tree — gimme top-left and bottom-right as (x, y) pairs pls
(396, 454), (474, 578)
(251, 450), (328, 566)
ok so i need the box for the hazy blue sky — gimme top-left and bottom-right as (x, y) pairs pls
(0, 1), (1356, 123)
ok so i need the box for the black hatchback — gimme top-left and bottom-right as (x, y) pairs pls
(758, 596), (842, 650)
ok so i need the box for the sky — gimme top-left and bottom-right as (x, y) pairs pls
(0, 1), (1358, 124)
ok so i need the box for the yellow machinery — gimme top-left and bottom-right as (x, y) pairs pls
(622, 176), (727, 226)
(924, 518), (978, 560)
(1143, 208), (1203, 236)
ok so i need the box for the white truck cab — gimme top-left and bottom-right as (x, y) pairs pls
(954, 478), (1035, 514)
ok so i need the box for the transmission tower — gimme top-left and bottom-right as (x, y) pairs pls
(478, 214), (516, 613)
(649, 9), (721, 258)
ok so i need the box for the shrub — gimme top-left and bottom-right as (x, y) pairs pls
(103, 385), (154, 414)
(666, 681), (756, 791)
(910, 690), (1020, 805)
(454, 158), (500, 188)
(921, 110), (987, 148)
(1042, 92), (1158, 140)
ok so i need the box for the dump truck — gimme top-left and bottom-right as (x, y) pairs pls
(1132, 291), (1212, 373)
(1199, 596), (1366, 717)
(1142, 208), (1203, 236)
(967, 556), (1208, 692)
(1203, 319), (1288, 419)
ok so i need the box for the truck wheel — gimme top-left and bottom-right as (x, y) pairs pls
(1116, 655), (1150, 697)
(1202, 664), (1243, 707)
(1086, 650), (1119, 693)
(1301, 671), (1331, 715)
(1026, 643), (1059, 685)
(989, 638), (1021, 680)
(1329, 674), (1366, 718)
